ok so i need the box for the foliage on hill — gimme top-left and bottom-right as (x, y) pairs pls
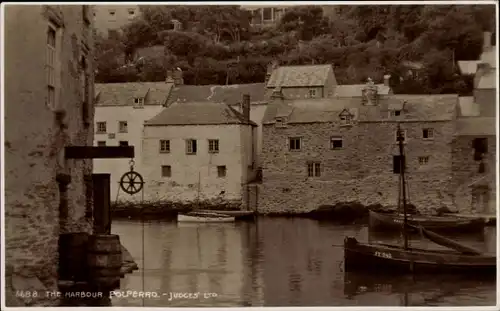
(94, 5), (495, 94)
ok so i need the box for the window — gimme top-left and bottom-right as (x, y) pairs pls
(307, 162), (321, 177)
(289, 137), (301, 151)
(186, 139), (197, 154)
(330, 136), (343, 149)
(275, 117), (287, 128)
(108, 9), (116, 16)
(128, 9), (135, 15)
(97, 141), (106, 146)
(418, 156), (429, 166)
(161, 165), (171, 177)
(46, 24), (57, 109)
(422, 128), (434, 139)
(217, 165), (227, 178)
(395, 129), (407, 143)
(263, 7), (272, 20)
(96, 122), (107, 134)
(340, 115), (353, 126)
(134, 97), (144, 105)
(118, 121), (128, 133)
(159, 140), (170, 153)
(308, 89), (317, 98)
(389, 110), (402, 117)
(393, 155), (406, 174)
(473, 138), (488, 161)
(119, 141), (128, 147)
(208, 139), (219, 153)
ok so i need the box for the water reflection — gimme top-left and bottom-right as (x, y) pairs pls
(111, 217), (496, 307)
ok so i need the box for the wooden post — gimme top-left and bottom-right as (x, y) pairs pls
(92, 174), (111, 234)
(56, 173), (72, 232)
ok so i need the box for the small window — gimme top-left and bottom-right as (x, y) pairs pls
(340, 115), (353, 126)
(159, 140), (170, 153)
(289, 137), (301, 151)
(134, 97), (144, 105)
(330, 136), (343, 149)
(128, 9), (135, 15)
(390, 110), (402, 117)
(418, 156), (429, 165)
(473, 138), (488, 154)
(393, 155), (406, 174)
(119, 141), (128, 147)
(308, 89), (317, 98)
(97, 141), (106, 146)
(275, 117), (287, 128)
(108, 9), (116, 16)
(96, 122), (107, 134)
(307, 162), (321, 177)
(161, 165), (171, 177)
(395, 129), (407, 143)
(422, 128), (434, 139)
(217, 165), (227, 178)
(118, 121), (128, 133)
(186, 139), (197, 154)
(208, 139), (219, 153)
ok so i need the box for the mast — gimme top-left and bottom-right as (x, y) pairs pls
(397, 123), (409, 250)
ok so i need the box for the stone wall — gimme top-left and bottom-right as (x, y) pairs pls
(4, 5), (94, 306)
(451, 135), (496, 214)
(259, 120), (456, 214)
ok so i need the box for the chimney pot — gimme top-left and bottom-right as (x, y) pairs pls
(383, 74), (391, 87)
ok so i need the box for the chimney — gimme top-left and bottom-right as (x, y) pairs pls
(383, 74), (391, 87)
(173, 67), (184, 85)
(271, 86), (284, 100)
(242, 94), (250, 122)
(265, 60), (280, 84)
(483, 31), (492, 51)
(361, 78), (378, 105)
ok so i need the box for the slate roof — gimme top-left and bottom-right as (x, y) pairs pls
(333, 84), (391, 97)
(165, 83), (267, 106)
(263, 94), (458, 124)
(95, 82), (173, 106)
(456, 117), (496, 136)
(477, 68), (497, 89)
(262, 98), (360, 124)
(457, 97), (480, 117)
(144, 101), (257, 127)
(266, 64), (333, 88)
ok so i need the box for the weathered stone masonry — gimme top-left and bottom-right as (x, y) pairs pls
(4, 5), (94, 306)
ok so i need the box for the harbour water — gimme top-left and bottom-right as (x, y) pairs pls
(111, 217), (497, 307)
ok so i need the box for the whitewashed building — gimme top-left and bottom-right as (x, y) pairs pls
(141, 95), (258, 203)
(93, 82), (171, 201)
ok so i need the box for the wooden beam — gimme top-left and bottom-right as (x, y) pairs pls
(65, 146), (134, 159)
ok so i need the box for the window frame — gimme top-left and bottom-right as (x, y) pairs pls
(186, 139), (197, 155)
(422, 128), (434, 140)
(46, 22), (58, 110)
(307, 162), (321, 177)
(330, 136), (343, 150)
(119, 141), (129, 147)
(289, 137), (302, 151)
(118, 121), (128, 133)
(159, 139), (170, 153)
(161, 165), (172, 178)
(418, 156), (430, 166)
(217, 165), (227, 178)
(208, 139), (220, 153)
(96, 122), (107, 134)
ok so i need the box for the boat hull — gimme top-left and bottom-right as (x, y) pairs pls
(177, 212), (235, 223)
(368, 210), (486, 233)
(343, 237), (496, 276)
(196, 209), (255, 220)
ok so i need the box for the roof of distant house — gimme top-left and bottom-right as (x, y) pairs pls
(144, 101), (257, 127)
(333, 84), (391, 97)
(266, 64), (333, 88)
(456, 117), (496, 136)
(262, 94), (458, 124)
(458, 96), (480, 117)
(165, 83), (267, 106)
(477, 68), (497, 89)
(95, 82), (173, 106)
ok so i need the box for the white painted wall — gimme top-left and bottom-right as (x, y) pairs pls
(93, 105), (164, 202)
(142, 124), (255, 203)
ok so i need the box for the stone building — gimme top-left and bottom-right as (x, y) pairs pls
(259, 83), (460, 214)
(141, 96), (258, 203)
(92, 5), (140, 37)
(4, 5), (94, 306)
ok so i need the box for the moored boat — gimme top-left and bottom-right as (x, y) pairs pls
(368, 210), (486, 233)
(177, 211), (235, 223)
(343, 123), (497, 277)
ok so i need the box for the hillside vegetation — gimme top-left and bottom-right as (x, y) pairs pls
(95, 5), (495, 94)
